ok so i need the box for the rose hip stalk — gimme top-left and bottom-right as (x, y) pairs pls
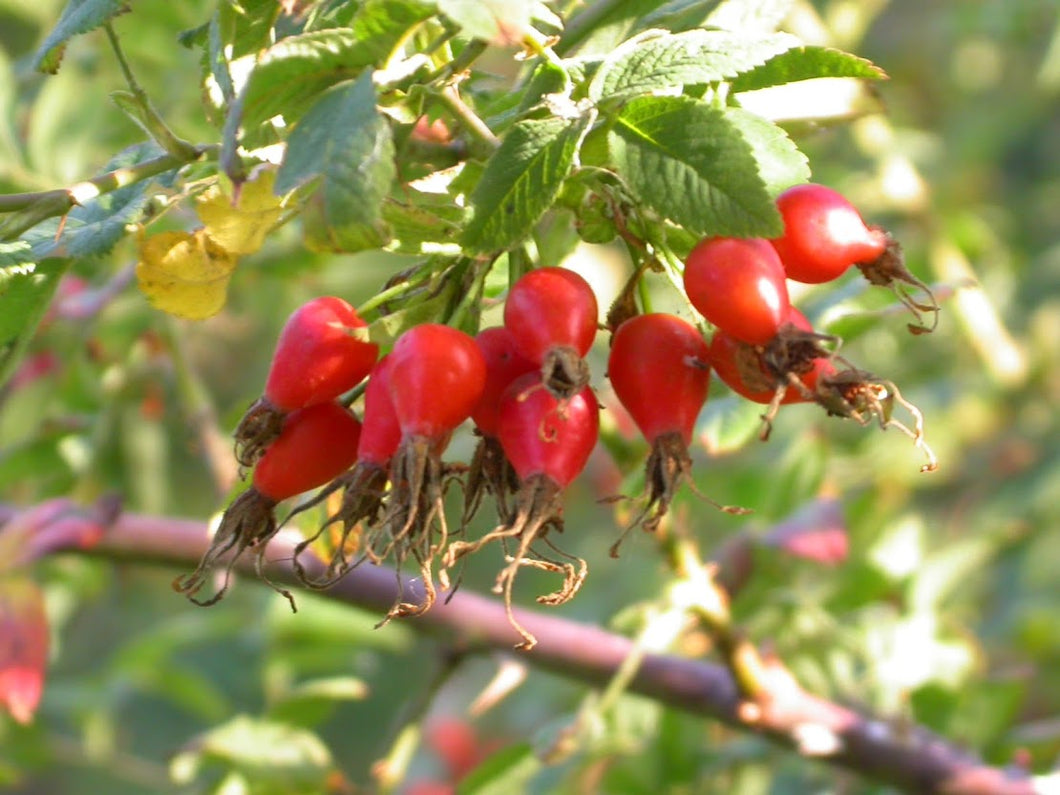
(234, 296), (378, 468)
(446, 373), (599, 650)
(607, 314), (745, 552)
(503, 267), (598, 399)
(814, 368), (938, 473)
(175, 400), (362, 609)
(293, 355), (402, 588)
(463, 327), (538, 527)
(706, 306), (838, 440)
(381, 324), (486, 621)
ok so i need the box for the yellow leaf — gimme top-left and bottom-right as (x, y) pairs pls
(195, 167), (285, 254)
(136, 230), (239, 320)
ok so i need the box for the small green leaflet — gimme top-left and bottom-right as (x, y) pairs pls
(590, 29), (798, 102)
(32, 0), (128, 74)
(275, 72), (396, 253)
(732, 46), (888, 93)
(462, 114), (593, 254)
(0, 245), (68, 392)
(608, 95), (781, 238)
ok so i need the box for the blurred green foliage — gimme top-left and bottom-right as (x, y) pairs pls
(1, 0), (1059, 793)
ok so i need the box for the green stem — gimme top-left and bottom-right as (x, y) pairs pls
(667, 537), (769, 701)
(434, 85), (500, 153)
(105, 23), (199, 160)
(0, 149), (206, 216)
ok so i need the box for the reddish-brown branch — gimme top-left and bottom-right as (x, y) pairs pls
(0, 502), (1037, 795)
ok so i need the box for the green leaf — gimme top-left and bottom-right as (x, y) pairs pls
(722, 107), (809, 195)
(590, 29), (798, 102)
(233, 30), (372, 136)
(462, 113), (593, 254)
(276, 72), (396, 253)
(32, 0), (128, 74)
(732, 46), (888, 93)
(350, 0), (438, 64)
(438, 0), (532, 44)
(169, 715), (333, 792)
(607, 95), (780, 237)
(0, 247), (68, 392)
(382, 195), (465, 254)
(457, 743), (542, 795)
(231, 4), (435, 137)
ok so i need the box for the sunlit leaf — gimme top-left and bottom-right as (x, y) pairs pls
(590, 29), (797, 102)
(135, 229), (239, 320)
(276, 72), (395, 253)
(196, 167), (286, 255)
(608, 95), (780, 237)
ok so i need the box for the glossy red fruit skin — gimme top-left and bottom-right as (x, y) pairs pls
(683, 237), (791, 346)
(608, 314), (710, 446)
(387, 324), (487, 439)
(253, 401), (362, 501)
(356, 355), (402, 466)
(503, 267), (598, 363)
(470, 327), (538, 437)
(264, 296), (379, 411)
(708, 307), (832, 404)
(771, 183), (888, 284)
(497, 373), (599, 488)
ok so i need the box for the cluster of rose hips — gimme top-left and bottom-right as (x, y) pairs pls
(174, 183), (938, 649)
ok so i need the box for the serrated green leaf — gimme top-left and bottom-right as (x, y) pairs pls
(462, 114), (592, 254)
(722, 107), (809, 195)
(590, 29), (798, 102)
(350, 0), (438, 63)
(457, 742), (542, 795)
(732, 46), (887, 93)
(233, 30), (373, 136)
(438, 0), (532, 44)
(0, 248), (68, 392)
(276, 72), (395, 253)
(608, 95), (780, 237)
(32, 0), (128, 74)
